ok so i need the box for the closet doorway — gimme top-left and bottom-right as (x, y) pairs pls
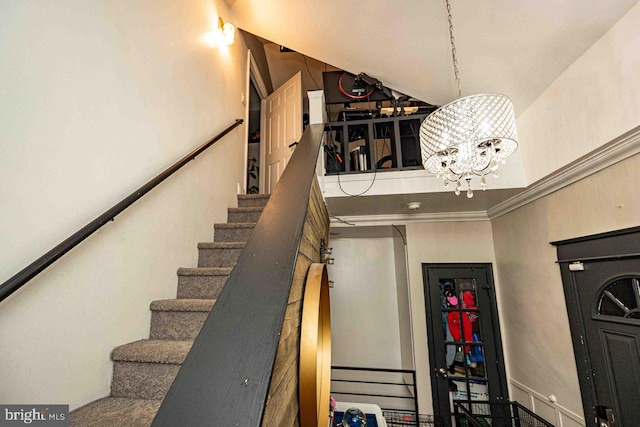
(245, 50), (269, 194)
(422, 264), (508, 426)
(246, 79), (262, 194)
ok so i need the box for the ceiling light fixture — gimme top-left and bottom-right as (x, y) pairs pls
(205, 17), (235, 47)
(419, 0), (518, 198)
(407, 201), (422, 211)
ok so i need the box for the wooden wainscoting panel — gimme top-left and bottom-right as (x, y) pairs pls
(289, 256), (312, 304)
(261, 177), (329, 426)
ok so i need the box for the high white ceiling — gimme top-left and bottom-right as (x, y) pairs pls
(229, 0), (639, 216)
(229, 0), (638, 116)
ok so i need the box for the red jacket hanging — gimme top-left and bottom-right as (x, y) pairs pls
(446, 291), (477, 353)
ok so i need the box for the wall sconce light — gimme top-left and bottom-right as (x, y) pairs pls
(205, 17), (235, 47)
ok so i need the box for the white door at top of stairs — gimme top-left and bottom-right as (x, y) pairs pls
(264, 71), (302, 194)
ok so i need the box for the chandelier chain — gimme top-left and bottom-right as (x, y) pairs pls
(445, 0), (461, 98)
(420, 0), (519, 198)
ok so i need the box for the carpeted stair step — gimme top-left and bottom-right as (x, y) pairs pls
(197, 242), (245, 268)
(150, 299), (215, 340)
(110, 340), (192, 400)
(176, 267), (231, 299)
(237, 193), (270, 208)
(213, 223), (255, 242)
(71, 196), (266, 424)
(227, 206), (264, 223)
(70, 397), (160, 427)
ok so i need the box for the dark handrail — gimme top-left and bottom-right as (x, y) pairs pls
(152, 124), (325, 426)
(0, 119), (243, 303)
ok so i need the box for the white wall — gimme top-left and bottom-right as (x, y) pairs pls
(263, 43), (342, 114)
(518, 2), (640, 184)
(491, 153), (640, 427)
(487, 6), (640, 425)
(404, 221), (497, 414)
(329, 237), (403, 369)
(0, 0), (248, 409)
(329, 232), (419, 410)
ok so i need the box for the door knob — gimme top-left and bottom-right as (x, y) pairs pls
(596, 406), (616, 426)
(437, 367), (449, 378)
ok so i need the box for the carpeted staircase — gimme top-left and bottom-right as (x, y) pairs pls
(70, 194), (270, 427)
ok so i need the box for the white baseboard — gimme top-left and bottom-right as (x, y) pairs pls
(509, 379), (585, 427)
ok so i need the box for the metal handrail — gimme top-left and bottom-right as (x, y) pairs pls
(0, 119), (243, 303)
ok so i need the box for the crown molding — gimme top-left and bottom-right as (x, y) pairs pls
(330, 211), (489, 227)
(488, 125), (640, 219)
(328, 125), (640, 226)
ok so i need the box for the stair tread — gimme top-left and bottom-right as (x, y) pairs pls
(237, 194), (269, 200)
(177, 267), (232, 276)
(197, 242), (246, 249)
(150, 299), (215, 312)
(80, 198), (259, 414)
(111, 339), (192, 364)
(214, 222), (256, 229)
(228, 207), (264, 213)
(70, 397), (160, 427)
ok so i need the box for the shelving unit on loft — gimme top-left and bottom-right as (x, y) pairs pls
(321, 70), (437, 176)
(325, 114), (428, 175)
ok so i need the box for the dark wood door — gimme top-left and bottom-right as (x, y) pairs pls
(572, 260), (640, 427)
(422, 264), (508, 426)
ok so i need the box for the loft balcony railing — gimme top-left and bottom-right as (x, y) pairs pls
(324, 114), (428, 176)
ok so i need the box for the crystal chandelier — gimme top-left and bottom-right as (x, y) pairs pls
(419, 0), (518, 198)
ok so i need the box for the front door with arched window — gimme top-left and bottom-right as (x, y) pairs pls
(554, 227), (640, 427)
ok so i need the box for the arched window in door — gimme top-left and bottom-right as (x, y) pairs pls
(597, 276), (640, 320)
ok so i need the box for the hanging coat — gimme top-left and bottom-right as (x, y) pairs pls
(446, 291), (477, 353)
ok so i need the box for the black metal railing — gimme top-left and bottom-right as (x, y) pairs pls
(0, 119), (243, 303)
(324, 114), (428, 175)
(454, 401), (555, 427)
(330, 366), (442, 427)
(152, 124), (325, 426)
